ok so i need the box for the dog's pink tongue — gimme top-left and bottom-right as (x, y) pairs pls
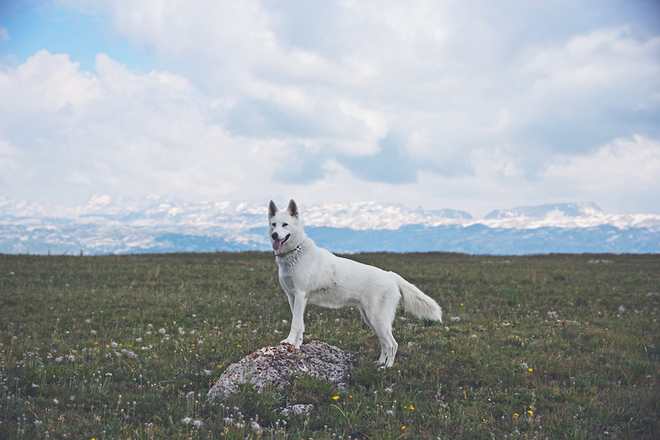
(272, 239), (284, 251)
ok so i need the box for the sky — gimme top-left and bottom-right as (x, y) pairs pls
(0, 0), (659, 218)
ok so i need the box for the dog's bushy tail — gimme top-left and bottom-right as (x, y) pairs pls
(394, 273), (443, 322)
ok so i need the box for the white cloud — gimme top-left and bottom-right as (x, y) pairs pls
(0, 27), (9, 42)
(543, 136), (660, 189)
(541, 136), (660, 212)
(2, 0), (659, 214)
(0, 51), (287, 204)
(0, 50), (100, 115)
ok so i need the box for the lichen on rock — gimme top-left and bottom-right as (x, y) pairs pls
(207, 340), (354, 401)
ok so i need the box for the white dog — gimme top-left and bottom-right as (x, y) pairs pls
(268, 199), (443, 367)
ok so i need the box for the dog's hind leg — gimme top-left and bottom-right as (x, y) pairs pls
(361, 295), (399, 367)
(358, 306), (388, 365)
(371, 320), (398, 367)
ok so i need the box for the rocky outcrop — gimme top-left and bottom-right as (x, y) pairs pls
(207, 341), (354, 401)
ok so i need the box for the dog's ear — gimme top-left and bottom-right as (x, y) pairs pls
(268, 200), (278, 218)
(287, 199), (299, 219)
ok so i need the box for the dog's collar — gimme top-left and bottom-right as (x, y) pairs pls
(274, 244), (303, 259)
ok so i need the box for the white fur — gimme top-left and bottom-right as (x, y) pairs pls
(268, 199), (443, 367)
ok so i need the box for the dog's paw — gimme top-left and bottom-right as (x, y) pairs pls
(280, 338), (301, 348)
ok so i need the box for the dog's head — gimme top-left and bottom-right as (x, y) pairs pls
(268, 199), (300, 252)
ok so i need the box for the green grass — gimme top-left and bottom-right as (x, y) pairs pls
(0, 252), (658, 439)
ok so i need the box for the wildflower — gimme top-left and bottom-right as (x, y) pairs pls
(136, 338), (142, 343)
(192, 419), (203, 427)
(90, 330), (97, 335)
(527, 410), (533, 416)
(178, 327), (185, 335)
(408, 405), (415, 410)
(158, 328), (166, 335)
(111, 342), (118, 348)
(513, 413), (519, 420)
(332, 396), (339, 400)
(182, 417), (192, 424)
(52, 399), (59, 404)
(237, 344), (241, 348)
(402, 426), (406, 430)
(55, 356), (63, 363)
(528, 368), (533, 373)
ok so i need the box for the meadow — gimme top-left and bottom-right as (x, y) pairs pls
(0, 251), (658, 439)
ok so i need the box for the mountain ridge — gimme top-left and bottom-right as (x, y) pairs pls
(1, 195), (659, 255)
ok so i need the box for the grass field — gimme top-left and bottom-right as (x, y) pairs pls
(0, 252), (658, 439)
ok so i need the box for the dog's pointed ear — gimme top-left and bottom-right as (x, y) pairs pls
(287, 199), (299, 219)
(268, 200), (278, 218)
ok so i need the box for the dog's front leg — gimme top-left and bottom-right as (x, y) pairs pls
(281, 292), (307, 349)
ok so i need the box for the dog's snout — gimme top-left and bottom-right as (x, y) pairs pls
(271, 232), (279, 240)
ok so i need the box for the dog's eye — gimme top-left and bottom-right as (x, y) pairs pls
(271, 223), (276, 227)
(282, 223), (288, 227)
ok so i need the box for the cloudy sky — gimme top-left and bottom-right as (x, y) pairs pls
(1, 0), (659, 217)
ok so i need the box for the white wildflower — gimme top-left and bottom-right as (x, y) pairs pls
(251, 420), (263, 434)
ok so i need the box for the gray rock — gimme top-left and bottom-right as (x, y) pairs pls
(207, 340), (354, 401)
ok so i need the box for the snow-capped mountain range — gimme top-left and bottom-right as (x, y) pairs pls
(1, 195), (659, 255)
